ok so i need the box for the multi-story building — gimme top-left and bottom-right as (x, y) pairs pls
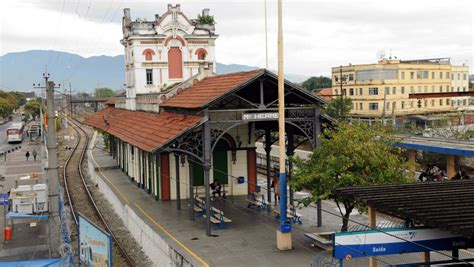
(331, 58), (470, 120)
(121, 4), (218, 110)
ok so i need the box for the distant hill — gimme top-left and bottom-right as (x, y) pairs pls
(0, 50), (309, 92)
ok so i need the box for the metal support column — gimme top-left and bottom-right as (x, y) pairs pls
(264, 129), (272, 204)
(189, 160), (195, 221)
(175, 154), (181, 210)
(203, 111), (212, 236)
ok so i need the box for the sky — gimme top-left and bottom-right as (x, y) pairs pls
(0, 0), (473, 76)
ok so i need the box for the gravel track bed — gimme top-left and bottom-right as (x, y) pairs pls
(58, 118), (152, 267)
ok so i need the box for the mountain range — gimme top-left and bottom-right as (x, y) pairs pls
(0, 50), (309, 92)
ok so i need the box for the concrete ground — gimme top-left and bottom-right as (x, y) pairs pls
(90, 143), (474, 267)
(0, 123), (53, 261)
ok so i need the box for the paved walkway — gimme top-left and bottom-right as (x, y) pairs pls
(0, 137), (51, 261)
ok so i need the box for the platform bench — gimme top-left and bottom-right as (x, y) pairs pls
(246, 193), (269, 211)
(203, 207), (232, 229)
(273, 205), (303, 224)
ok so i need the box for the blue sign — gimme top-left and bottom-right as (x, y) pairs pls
(78, 213), (112, 267)
(333, 227), (474, 260)
(0, 193), (8, 206)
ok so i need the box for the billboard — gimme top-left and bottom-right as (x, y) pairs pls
(78, 213), (112, 267)
(333, 227), (474, 260)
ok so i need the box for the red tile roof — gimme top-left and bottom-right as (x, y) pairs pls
(84, 107), (203, 152)
(162, 69), (264, 109)
(315, 88), (333, 101)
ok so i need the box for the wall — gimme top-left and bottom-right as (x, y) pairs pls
(88, 133), (197, 267)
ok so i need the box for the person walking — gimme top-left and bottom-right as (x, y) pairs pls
(25, 151), (30, 161)
(271, 171), (280, 204)
(32, 149), (37, 162)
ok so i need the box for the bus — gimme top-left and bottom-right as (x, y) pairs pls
(7, 122), (25, 143)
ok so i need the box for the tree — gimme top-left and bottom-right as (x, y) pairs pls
(94, 88), (115, 98)
(291, 122), (409, 232)
(323, 97), (352, 120)
(0, 98), (14, 118)
(302, 76), (332, 91)
(24, 99), (43, 117)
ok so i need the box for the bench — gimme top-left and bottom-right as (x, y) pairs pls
(304, 232), (334, 251)
(203, 207), (232, 229)
(246, 192), (269, 211)
(194, 196), (206, 217)
(194, 185), (229, 199)
(273, 205), (303, 224)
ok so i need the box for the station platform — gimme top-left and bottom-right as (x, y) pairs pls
(88, 137), (474, 267)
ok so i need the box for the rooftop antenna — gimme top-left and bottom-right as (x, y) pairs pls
(376, 50), (386, 60)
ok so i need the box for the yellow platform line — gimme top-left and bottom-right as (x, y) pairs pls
(90, 145), (209, 267)
(135, 203), (210, 267)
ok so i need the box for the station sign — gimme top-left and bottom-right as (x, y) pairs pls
(333, 228), (474, 260)
(0, 193), (8, 206)
(242, 112), (279, 121)
(78, 213), (112, 267)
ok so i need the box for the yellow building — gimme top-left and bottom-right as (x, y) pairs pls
(331, 58), (470, 120)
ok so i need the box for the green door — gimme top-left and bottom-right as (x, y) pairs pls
(213, 140), (228, 185)
(192, 161), (204, 186)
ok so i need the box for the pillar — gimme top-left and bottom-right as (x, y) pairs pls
(314, 107), (322, 227)
(423, 252), (430, 265)
(408, 149), (416, 181)
(368, 206), (377, 267)
(265, 129), (272, 203)
(203, 111), (212, 236)
(447, 154), (455, 180)
(175, 154), (181, 210)
(189, 160), (195, 221)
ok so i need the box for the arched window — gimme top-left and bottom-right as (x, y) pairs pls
(142, 49), (155, 61)
(195, 48), (207, 60)
(168, 47), (183, 79)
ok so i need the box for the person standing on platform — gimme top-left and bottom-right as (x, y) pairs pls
(32, 149), (37, 162)
(25, 151), (30, 161)
(272, 172), (280, 204)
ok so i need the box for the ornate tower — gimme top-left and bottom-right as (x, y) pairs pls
(121, 4), (218, 110)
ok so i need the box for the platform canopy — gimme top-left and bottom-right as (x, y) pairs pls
(395, 135), (474, 157)
(334, 180), (474, 239)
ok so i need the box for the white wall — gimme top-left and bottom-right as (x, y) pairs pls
(169, 154), (191, 200)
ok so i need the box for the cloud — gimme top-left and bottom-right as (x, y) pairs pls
(1, 0), (472, 76)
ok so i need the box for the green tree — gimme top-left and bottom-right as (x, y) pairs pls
(9, 92), (27, 107)
(323, 97), (352, 120)
(0, 98), (14, 118)
(94, 88), (115, 98)
(302, 76), (332, 91)
(24, 100), (43, 117)
(291, 122), (409, 232)
(0, 91), (18, 110)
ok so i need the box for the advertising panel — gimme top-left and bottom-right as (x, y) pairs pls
(78, 213), (112, 267)
(333, 227), (474, 260)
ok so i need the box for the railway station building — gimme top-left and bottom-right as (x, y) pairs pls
(84, 5), (330, 233)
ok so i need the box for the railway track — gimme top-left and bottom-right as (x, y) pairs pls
(63, 118), (134, 266)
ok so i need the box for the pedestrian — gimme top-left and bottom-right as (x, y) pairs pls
(25, 151), (30, 161)
(271, 170), (280, 204)
(32, 149), (37, 162)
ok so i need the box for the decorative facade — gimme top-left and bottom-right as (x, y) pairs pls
(121, 4), (218, 110)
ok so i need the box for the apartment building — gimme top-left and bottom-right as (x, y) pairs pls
(331, 58), (470, 119)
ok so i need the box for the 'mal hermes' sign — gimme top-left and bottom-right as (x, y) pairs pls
(242, 112), (279, 121)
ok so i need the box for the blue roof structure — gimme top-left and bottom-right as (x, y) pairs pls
(395, 136), (474, 157)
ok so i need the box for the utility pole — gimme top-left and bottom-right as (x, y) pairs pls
(276, 0), (292, 251)
(68, 83), (76, 118)
(46, 80), (61, 257)
(33, 73), (50, 143)
(264, 0), (268, 69)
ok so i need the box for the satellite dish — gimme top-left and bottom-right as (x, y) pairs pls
(377, 50), (386, 60)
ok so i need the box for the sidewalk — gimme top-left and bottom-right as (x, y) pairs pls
(0, 139), (53, 260)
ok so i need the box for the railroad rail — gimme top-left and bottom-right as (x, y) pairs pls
(63, 118), (134, 266)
